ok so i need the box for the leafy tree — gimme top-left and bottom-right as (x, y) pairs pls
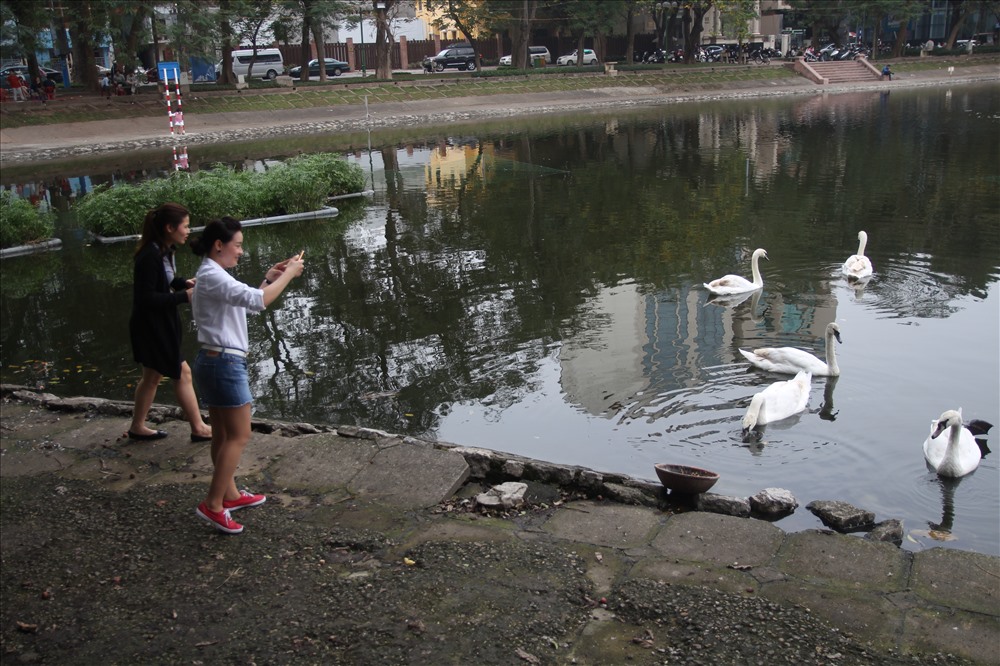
(424, 0), (492, 72)
(3, 0), (56, 85)
(167, 1), (225, 71)
(551, 0), (619, 64)
(492, 0), (536, 69)
(105, 0), (154, 73)
(680, 1), (715, 64)
(786, 0), (851, 48)
(942, 0), (971, 48)
(717, 0), (757, 61)
(372, 0), (397, 78)
(229, 0), (278, 80)
(845, 0), (924, 60)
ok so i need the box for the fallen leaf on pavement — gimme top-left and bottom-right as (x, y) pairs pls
(515, 647), (540, 664)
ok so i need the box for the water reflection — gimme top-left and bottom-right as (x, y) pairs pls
(2, 84), (998, 553)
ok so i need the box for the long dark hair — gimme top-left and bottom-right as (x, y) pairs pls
(135, 202), (189, 257)
(191, 216), (242, 257)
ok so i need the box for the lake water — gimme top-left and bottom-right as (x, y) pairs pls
(2, 83), (998, 554)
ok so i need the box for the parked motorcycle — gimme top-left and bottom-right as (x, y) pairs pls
(644, 48), (666, 64)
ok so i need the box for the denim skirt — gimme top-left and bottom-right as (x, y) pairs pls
(192, 350), (252, 408)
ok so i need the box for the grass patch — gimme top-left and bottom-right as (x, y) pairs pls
(0, 191), (56, 249)
(75, 153), (365, 237)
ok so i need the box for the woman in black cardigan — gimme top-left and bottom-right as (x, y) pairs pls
(128, 203), (212, 441)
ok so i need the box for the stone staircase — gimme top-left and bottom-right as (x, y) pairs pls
(806, 60), (882, 84)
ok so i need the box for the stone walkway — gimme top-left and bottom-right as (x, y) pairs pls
(1, 388), (996, 663)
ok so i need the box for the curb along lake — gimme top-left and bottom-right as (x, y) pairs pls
(2, 83), (998, 554)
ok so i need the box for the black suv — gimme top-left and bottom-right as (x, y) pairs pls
(423, 44), (477, 72)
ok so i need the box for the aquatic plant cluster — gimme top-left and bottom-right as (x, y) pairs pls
(0, 191), (56, 249)
(75, 153), (365, 237)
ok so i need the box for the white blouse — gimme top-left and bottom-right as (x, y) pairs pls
(192, 258), (265, 352)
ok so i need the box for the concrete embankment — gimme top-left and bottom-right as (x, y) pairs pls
(1, 387), (996, 664)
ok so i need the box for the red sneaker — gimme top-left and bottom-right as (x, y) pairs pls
(222, 490), (266, 512)
(196, 502), (243, 534)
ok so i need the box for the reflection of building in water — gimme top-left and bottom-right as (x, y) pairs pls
(424, 140), (498, 200)
(559, 282), (836, 417)
(695, 109), (788, 181)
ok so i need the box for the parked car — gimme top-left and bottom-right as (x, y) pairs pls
(556, 49), (598, 66)
(499, 46), (553, 67)
(1, 65), (62, 84)
(423, 44), (477, 72)
(288, 57), (351, 78)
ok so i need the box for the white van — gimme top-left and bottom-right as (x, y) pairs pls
(216, 48), (284, 80)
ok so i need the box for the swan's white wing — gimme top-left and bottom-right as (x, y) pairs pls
(755, 372), (810, 424)
(842, 254), (873, 279)
(705, 274), (756, 295)
(740, 347), (829, 375)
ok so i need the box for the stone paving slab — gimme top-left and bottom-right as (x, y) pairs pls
(629, 557), (758, 596)
(901, 606), (1000, 664)
(776, 529), (909, 592)
(650, 511), (785, 567)
(910, 547), (1000, 616)
(762, 580), (904, 649)
(349, 438), (470, 509)
(541, 501), (663, 548)
(266, 433), (377, 492)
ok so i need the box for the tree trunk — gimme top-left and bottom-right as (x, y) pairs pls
(311, 20), (327, 81)
(510, 17), (529, 68)
(624, 4), (635, 62)
(576, 34), (585, 66)
(72, 3), (99, 91)
(943, 1), (967, 49)
(683, 7), (707, 64)
(447, 0), (477, 72)
(510, 0), (531, 69)
(220, 0), (234, 83)
(374, 3), (393, 79)
(299, 15), (311, 81)
(892, 22), (908, 58)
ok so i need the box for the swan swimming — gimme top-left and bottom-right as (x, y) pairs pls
(842, 231), (873, 280)
(741, 370), (811, 438)
(739, 322), (842, 376)
(704, 248), (768, 296)
(923, 409), (982, 478)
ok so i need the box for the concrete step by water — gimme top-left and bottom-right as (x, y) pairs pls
(810, 61), (881, 83)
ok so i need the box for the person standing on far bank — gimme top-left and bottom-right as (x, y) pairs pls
(128, 203), (213, 442)
(190, 217), (304, 534)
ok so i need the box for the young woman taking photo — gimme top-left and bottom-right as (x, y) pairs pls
(189, 216), (304, 534)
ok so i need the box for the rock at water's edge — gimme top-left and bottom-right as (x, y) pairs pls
(865, 519), (904, 546)
(806, 500), (875, 532)
(695, 493), (751, 517)
(750, 487), (798, 517)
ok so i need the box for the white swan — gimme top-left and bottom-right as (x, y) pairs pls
(739, 322), (842, 377)
(741, 370), (811, 437)
(704, 248), (768, 296)
(923, 409), (982, 477)
(842, 231), (873, 280)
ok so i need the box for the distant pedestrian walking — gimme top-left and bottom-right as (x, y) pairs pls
(882, 64), (892, 81)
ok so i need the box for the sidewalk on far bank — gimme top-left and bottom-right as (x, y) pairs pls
(1, 387), (996, 665)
